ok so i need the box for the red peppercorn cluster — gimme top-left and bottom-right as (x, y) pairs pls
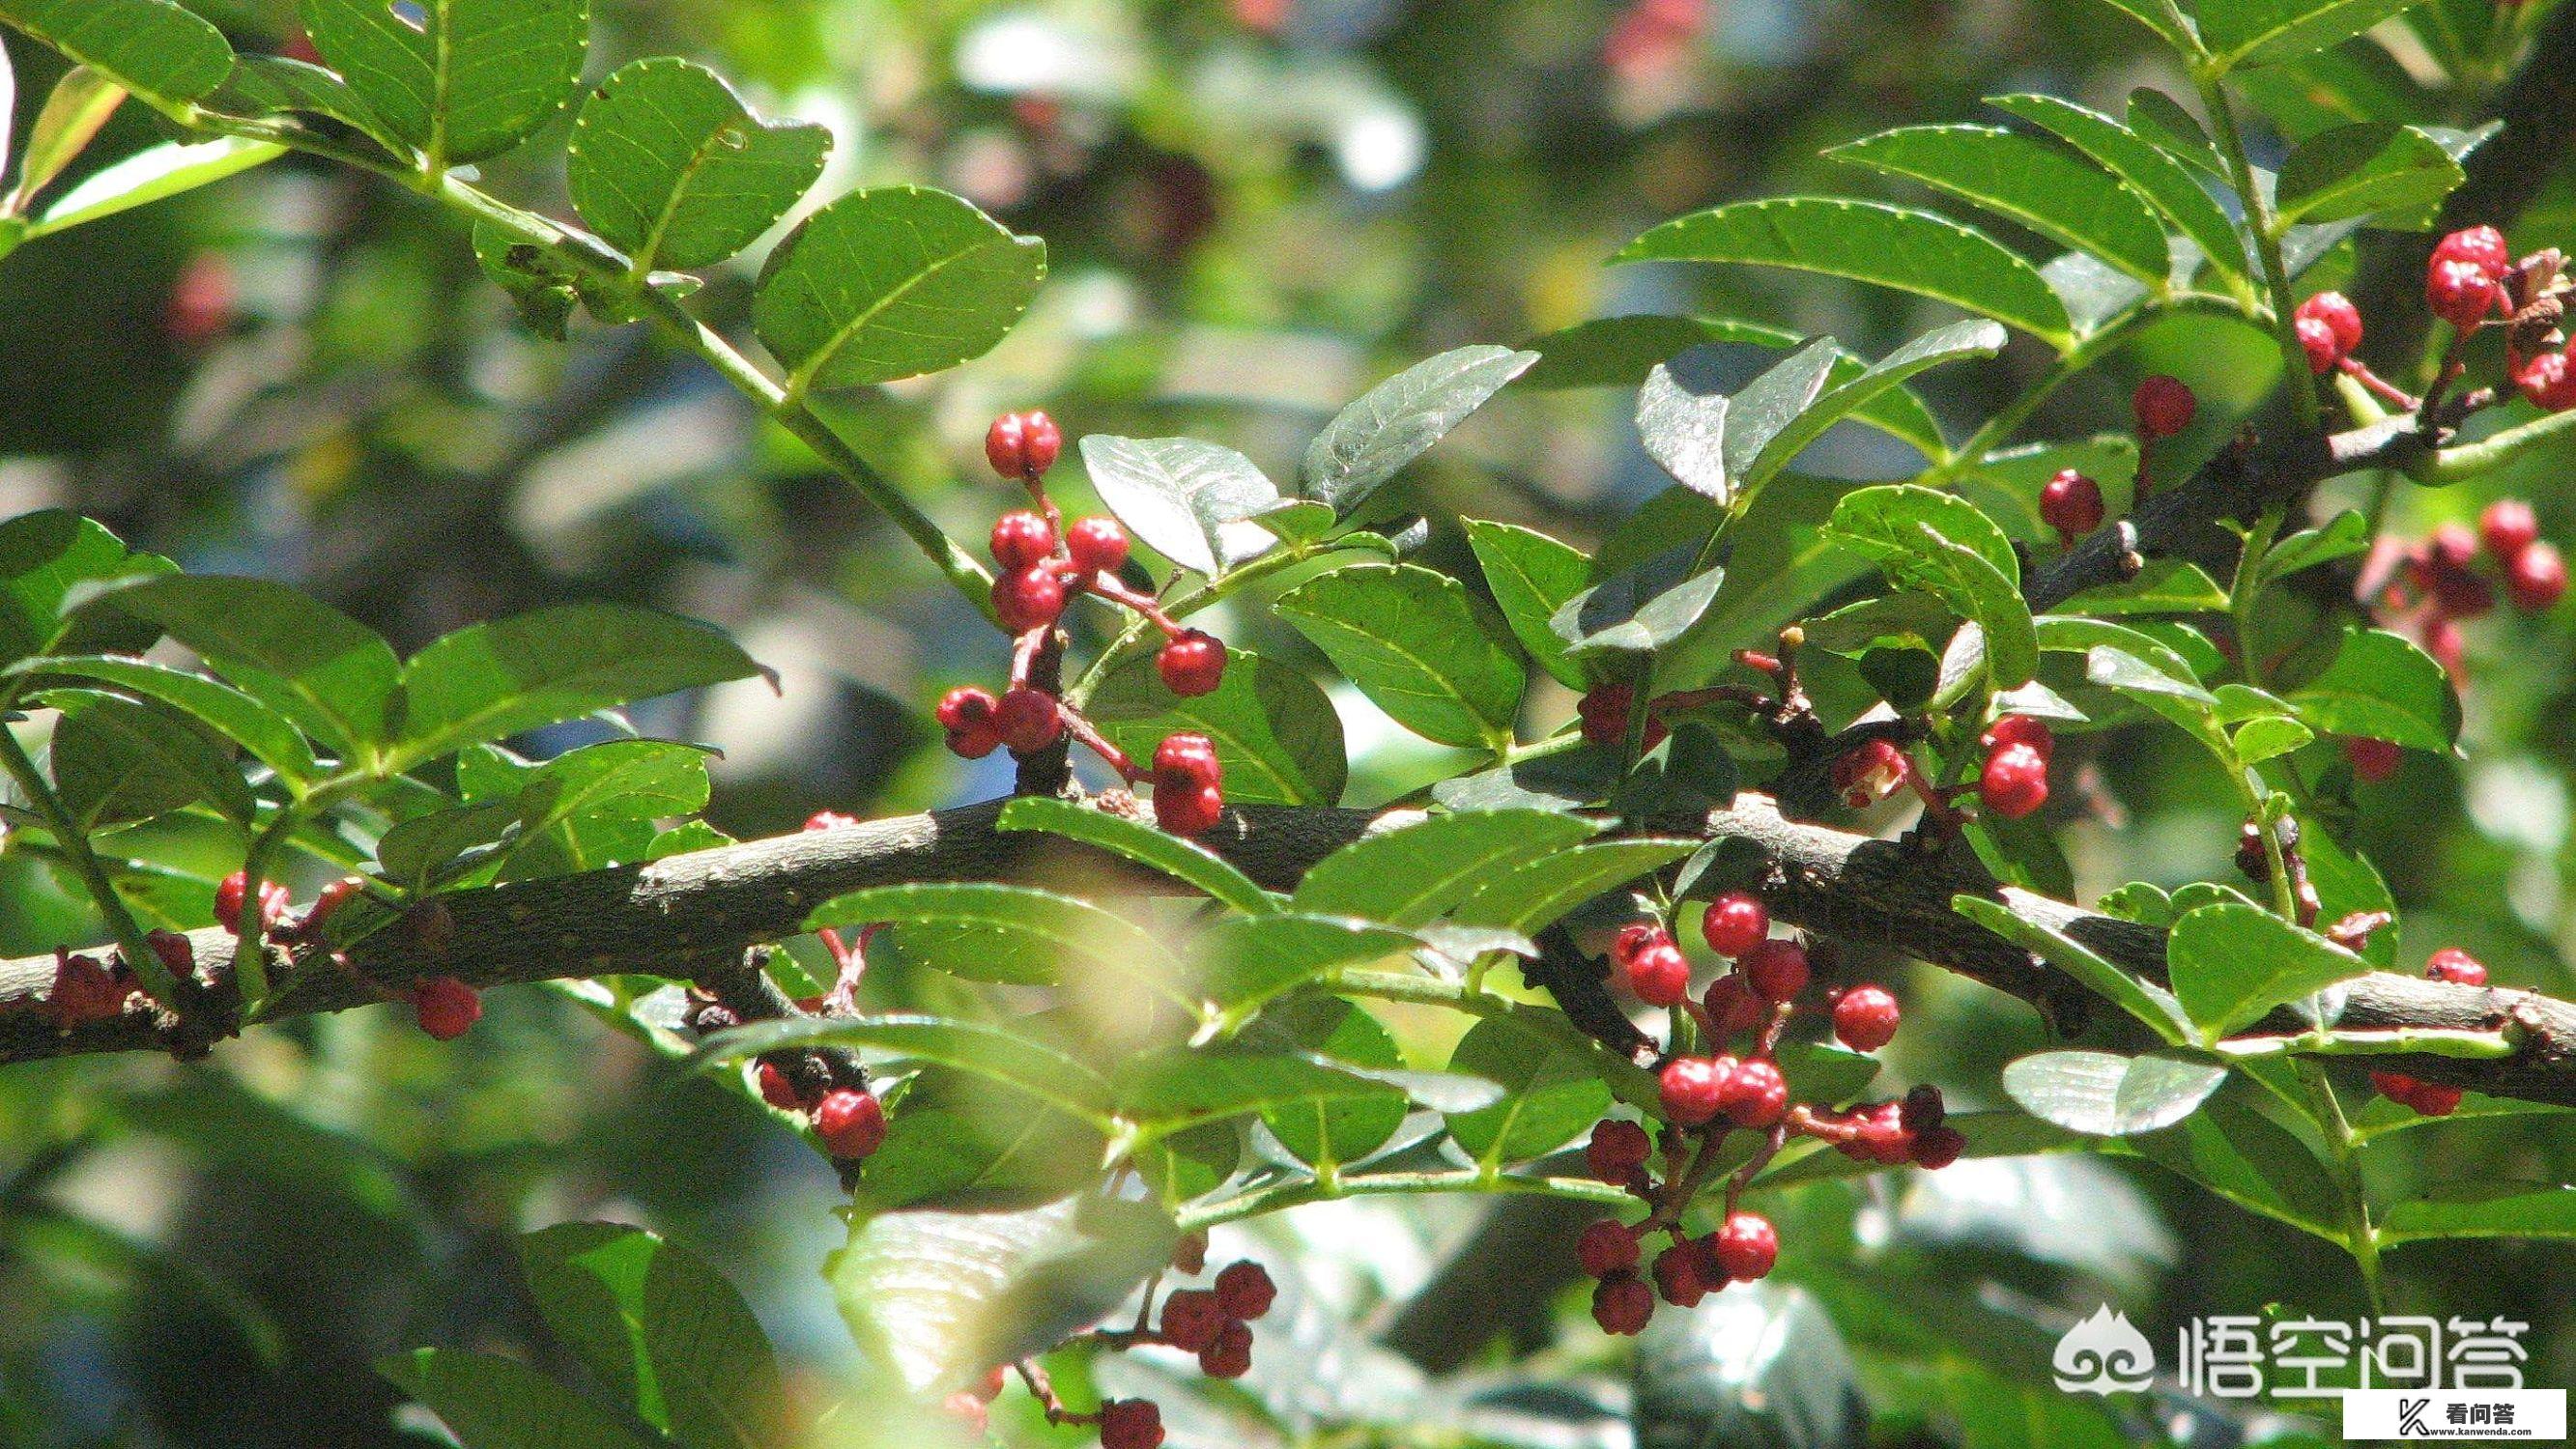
(2370, 948), (2491, 1119)
(2130, 374), (2196, 500)
(751, 1060), (887, 1161)
(1002, 1248), (1274, 1447)
(938, 412), (1233, 837)
(1576, 897), (1956, 1334)
(2363, 497), (2564, 678)
(1826, 720), (2048, 825)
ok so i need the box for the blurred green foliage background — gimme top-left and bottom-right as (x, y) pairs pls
(3, 1), (2575, 1445)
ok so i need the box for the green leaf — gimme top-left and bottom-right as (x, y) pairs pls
(2287, 627), (2458, 753)
(1257, 995), (1409, 1168)
(1293, 810), (1598, 925)
(1085, 646), (1344, 806)
(7, 67), (126, 213)
(2001, 1049), (2229, 1136)
(700, 1014), (1113, 1122)
(1614, 723), (1739, 823)
(2257, 508), (2370, 584)
(995, 796), (1275, 916)
(1452, 838), (1696, 934)
(1774, 1038), (1881, 1109)
(1301, 346), (1536, 516)
(26, 134), (281, 237)
(1199, 913), (1416, 1017)
(1551, 549), (1727, 662)
(2232, 713), (2314, 763)
(2083, 0), (2202, 54)
(10, 656), (316, 789)
(2036, 614), (2203, 682)
(1431, 746), (1620, 814)
(1274, 563), (1524, 751)
(1526, 316), (1947, 457)
(1617, 198), (2075, 351)
(2200, 0), (2434, 71)
(375, 801), (515, 889)
(1952, 893), (2191, 1042)
(756, 185), (1045, 392)
(1828, 125), (2170, 286)
(378, 1348), (662, 1449)
(468, 740), (715, 876)
(1464, 519), (1591, 690)
(109, 575), (399, 759)
(205, 55), (399, 148)
(829, 1197), (1174, 1398)
(1113, 1044), (1404, 1134)
(1755, 322), (2003, 491)
(1442, 1016), (1613, 1165)
(2130, 88), (2228, 180)
(809, 883), (1187, 1002)
(0, 0), (231, 109)
(1823, 485), (2036, 687)
(1076, 436), (1281, 577)
(2166, 902), (2370, 1040)
(1987, 93), (2249, 286)
(392, 603), (762, 768)
(0, 511), (171, 668)
(45, 689), (251, 830)
(2275, 123), (2463, 226)
(568, 58), (831, 273)
(1635, 360), (1734, 502)
(299, 0), (587, 165)
(2379, 1181), (2576, 1242)
(2124, 1085), (2346, 1241)
(517, 1223), (782, 1449)
(1720, 340), (1841, 489)
(2065, 558), (2229, 615)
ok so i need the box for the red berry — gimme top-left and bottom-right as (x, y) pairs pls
(1156, 785), (1224, 838)
(1171, 1231), (1209, 1276)
(1214, 1261), (1275, 1320)
(1831, 738), (1907, 808)
(1702, 974), (1770, 1035)
(1586, 1119), (1653, 1181)
(2480, 499), (2540, 560)
(1624, 939), (1692, 1008)
(815, 1088), (888, 1159)
(1155, 731), (1221, 782)
(941, 1393), (989, 1434)
(1852, 1102), (1914, 1164)
(1658, 1055), (1732, 1126)
(164, 252), (236, 347)
(992, 565), (1068, 633)
(306, 875), (367, 932)
(2038, 469), (2105, 542)
(2426, 947), (2489, 986)
(145, 928), (194, 978)
(2295, 291), (2363, 355)
(1652, 1242), (1710, 1307)
(1153, 734), (1225, 836)
(1197, 1319), (1253, 1378)
(2343, 736), (2403, 784)
(984, 412), (1063, 480)
(2423, 615), (2466, 675)
(2429, 258), (2502, 331)
(214, 870), (291, 933)
(2432, 225), (2510, 278)
(2506, 542), (2566, 611)
(1577, 683), (1634, 747)
(1159, 1289), (1223, 1351)
(2372, 1070), (2464, 1118)
(1590, 1274), (1654, 1336)
(1979, 714), (2052, 759)
(935, 686), (1003, 759)
(2132, 375), (2196, 440)
(1711, 1211), (1778, 1281)
(996, 686), (1064, 753)
(1740, 939), (1808, 1003)
(755, 1062), (804, 1110)
(989, 509), (1059, 570)
(1066, 516), (1131, 575)
(1700, 894), (1768, 957)
(1577, 1220), (1641, 1278)
(412, 976), (482, 1040)
(2295, 316), (2341, 375)
(1718, 1057), (1788, 1128)
(1100, 1398), (1164, 1449)
(1980, 741), (2049, 820)
(1832, 984), (1902, 1053)
(1156, 631), (1227, 697)
(1910, 1124), (1968, 1170)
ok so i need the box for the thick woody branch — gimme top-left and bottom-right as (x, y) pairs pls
(5, 791), (2571, 1107)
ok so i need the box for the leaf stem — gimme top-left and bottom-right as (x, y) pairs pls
(1175, 1167), (1628, 1232)
(2194, 71), (2323, 430)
